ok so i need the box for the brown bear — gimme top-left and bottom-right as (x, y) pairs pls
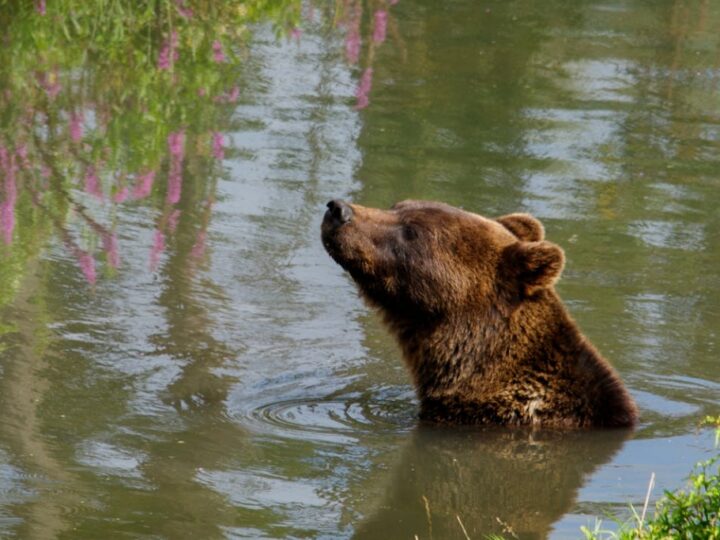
(321, 199), (638, 428)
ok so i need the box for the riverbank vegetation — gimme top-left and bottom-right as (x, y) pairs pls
(581, 416), (720, 540)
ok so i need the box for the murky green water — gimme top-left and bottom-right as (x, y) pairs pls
(1, 1), (719, 538)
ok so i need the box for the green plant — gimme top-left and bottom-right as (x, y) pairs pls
(582, 416), (720, 539)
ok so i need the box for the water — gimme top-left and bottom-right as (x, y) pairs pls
(1, 1), (719, 538)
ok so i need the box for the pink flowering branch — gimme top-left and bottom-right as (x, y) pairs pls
(0, 146), (18, 244)
(149, 229), (165, 271)
(212, 132), (224, 160)
(84, 165), (104, 199)
(190, 230), (207, 259)
(158, 31), (180, 70)
(30, 133), (121, 279)
(114, 186), (129, 203)
(215, 85), (240, 103)
(78, 251), (97, 284)
(132, 170), (156, 199)
(344, 1), (362, 64)
(70, 112), (84, 143)
(190, 197), (215, 262)
(212, 40), (226, 63)
(166, 130), (185, 204)
(167, 209), (181, 233)
(175, 0), (193, 18)
(373, 10), (388, 44)
(355, 68), (373, 110)
(37, 71), (61, 100)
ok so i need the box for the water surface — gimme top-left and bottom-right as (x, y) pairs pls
(0, 1), (719, 538)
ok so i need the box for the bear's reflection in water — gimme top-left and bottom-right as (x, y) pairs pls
(353, 426), (629, 540)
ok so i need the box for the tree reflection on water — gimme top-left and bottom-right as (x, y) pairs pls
(0, 1), (401, 298)
(0, 1), (304, 289)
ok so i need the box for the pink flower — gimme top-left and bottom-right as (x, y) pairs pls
(16, 144), (30, 169)
(114, 186), (129, 203)
(345, 1), (362, 64)
(158, 31), (180, 70)
(226, 86), (240, 103)
(84, 165), (103, 199)
(191, 230), (207, 259)
(355, 67), (373, 110)
(0, 146), (17, 244)
(38, 71), (61, 100)
(212, 40), (226, 63)
(373, 11), (388, 44)
(212, 132), (224, 160)
(345, 30), (361, 64)
(103, 233), (120, 268)
(158, 45), (172, 70)
(176, 0), (193, 18)
(132, 170), (155, 199)
(167, 209), (181, 232)
(78, 252), (97, 284)
(215, 85), (240, 103)
(166, 131), (185, 204)
(290, 27), (302, 41)
(389, 0), (399, 5)
(168, 130), (185, 157)
(167, 169), (182, 204)
(70, 112), (84, 143)
(149, 229), (165, 271)
(198, 87), (207, 97)
(36, 0), (46, 15)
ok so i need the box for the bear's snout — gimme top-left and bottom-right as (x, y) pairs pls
(325, 199), (353, 226)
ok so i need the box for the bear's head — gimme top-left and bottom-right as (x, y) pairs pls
(321, 199), (565, 319)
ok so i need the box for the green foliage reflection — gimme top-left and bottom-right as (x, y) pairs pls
(0, 0), (302, 296)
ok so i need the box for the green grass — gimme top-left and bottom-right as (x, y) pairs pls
(582, 416), (720, 540)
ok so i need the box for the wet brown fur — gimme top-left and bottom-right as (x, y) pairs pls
(321, 200), (638, 428)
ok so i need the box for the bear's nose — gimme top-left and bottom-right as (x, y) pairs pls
(326, 199), (353, 224)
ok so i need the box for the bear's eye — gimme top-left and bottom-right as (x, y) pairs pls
(402, 224), (418, 241)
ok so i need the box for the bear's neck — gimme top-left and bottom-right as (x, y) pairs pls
(384, 290), (636, 427)
(389, 298), (522, 396)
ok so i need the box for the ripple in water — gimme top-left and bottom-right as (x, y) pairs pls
(239, 391), (416, 443)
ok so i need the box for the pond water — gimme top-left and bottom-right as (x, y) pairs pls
(1, 1), (719, 538)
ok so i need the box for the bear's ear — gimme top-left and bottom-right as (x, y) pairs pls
(503, 241), (565, 296)
(496, 213), (545, 242)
